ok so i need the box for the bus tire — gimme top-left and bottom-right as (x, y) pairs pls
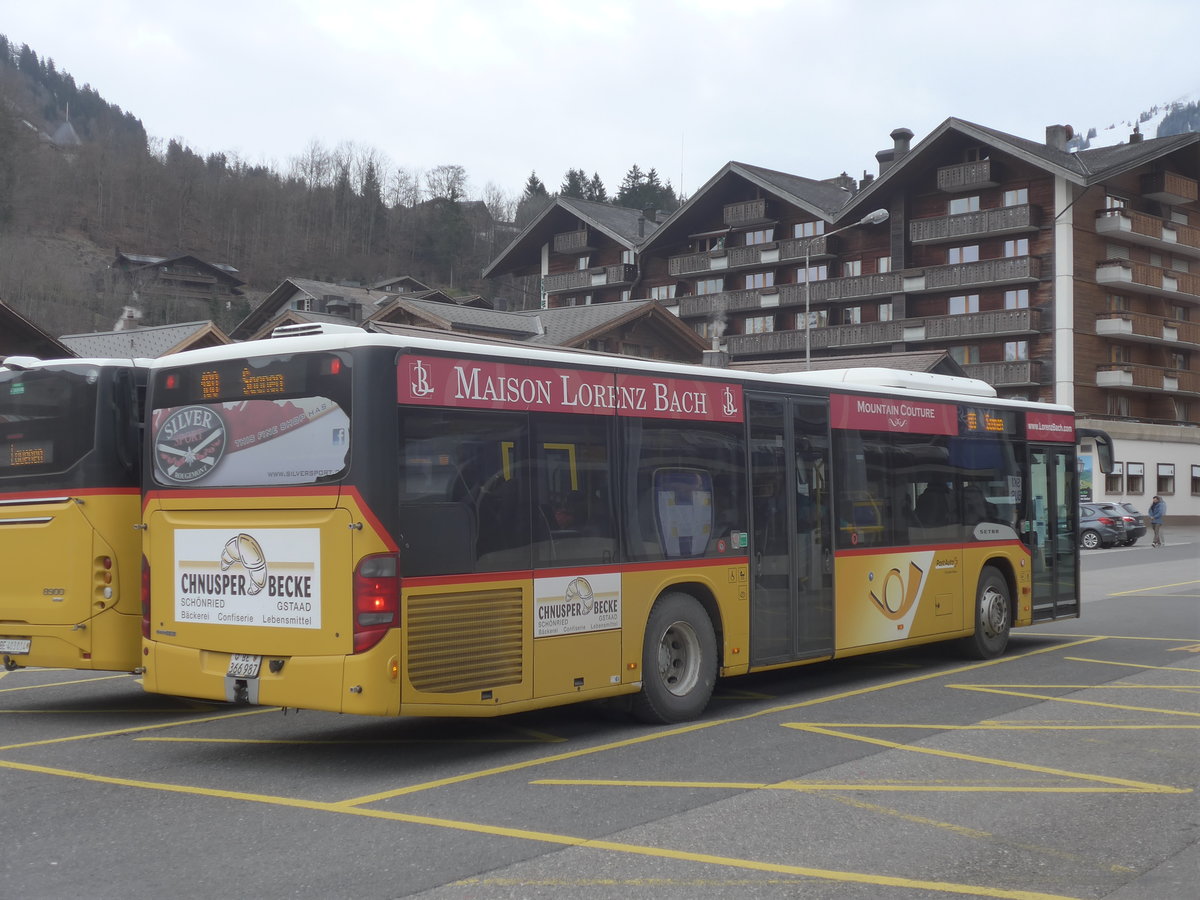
(962, 565), (1010, 660)
(631, 592), (717, 724)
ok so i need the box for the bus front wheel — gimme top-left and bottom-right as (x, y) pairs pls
(631, 592), (717, 724)
(962, 566), (1011, 660)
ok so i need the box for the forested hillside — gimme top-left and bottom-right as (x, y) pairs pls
(0, 37), (680, 337)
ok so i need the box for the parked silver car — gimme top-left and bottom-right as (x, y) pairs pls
(1079, 503), (1127, 549)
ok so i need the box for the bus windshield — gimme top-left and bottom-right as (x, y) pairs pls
(0, 365), (100, 479)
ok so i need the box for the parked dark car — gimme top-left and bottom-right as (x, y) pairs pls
(1079, 503), (1127, 549)
(1115, 502), (1147, 545)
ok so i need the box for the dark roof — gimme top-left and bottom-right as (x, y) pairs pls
(232, 277), (383, 340)
(113, 250), (244, 283)
(371, 297), (545, 337)
(59, 321), (231, 358)
(482, 197), (660, 278)
(0, 300), (74, 359)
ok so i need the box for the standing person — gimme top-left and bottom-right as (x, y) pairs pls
(1148, 495), (1166, 547)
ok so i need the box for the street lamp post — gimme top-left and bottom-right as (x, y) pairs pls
(804, 208), (890, 370)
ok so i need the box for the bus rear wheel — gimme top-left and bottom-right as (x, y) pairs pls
(962, 566), (1011, 660)
(631, 592), (717, 724)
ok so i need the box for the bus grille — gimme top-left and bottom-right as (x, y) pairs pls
(406, 588), (524, 693)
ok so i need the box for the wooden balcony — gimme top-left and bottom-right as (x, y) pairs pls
(1095, 259), (1200, 305)
(909, 204), (1039, 244)
(542, 263), (637, 295)
(1096, 312), (1200, 349)
(1096, 364), (1200, 396)
(724, 319), (905, 357)
(723, 199), (771, 227)
(553, 229), (594, 254)
(962, 360), (1045, 387)
(917, 256), (1041, 292)
(668, 234), (834, 277)
(1094, 209), (1200, 261)
(919, 308), (1040, 340)
(936, 159), (1000, 192)
(1141, 171), (1198, 205)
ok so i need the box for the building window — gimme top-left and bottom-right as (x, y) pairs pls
(1110, 345), (1131, 364)
(577, 256), (590, 270)
(1005, 289), (1030, 309)
(694, 321), (717, 340)
(744, 315), (775, 334)
(1191, 464), (1200, 496)
(582, 294), (593, 306)
(1004, 238), (1029, 257)
(621, 249), (635, 265)
(1170, 304), (1189, 322)
(1105, 462), (1124, 495)
(620, 289), (632, 302)
(649, 284), (676, 301)
(621, 343), (646, 357)
(1106, 243), (1130, 261)
(1173, 399), (1190, 422)
(949, 294), (980, 315)
(800, 309), (829, 328)
(877, 256), (891, 274)
(744, 228), (775, 246)
(1169, 351), (1188, 370)
(879, 302), (893, 322)
(694, 277), (723, 296)
(745, 271), (775, 290)
(798, 264), (828, 283)
(949, 195), (980, 215)
(1104, 194), (1127, 215)
(1003, 188), (1028, 207)
(949, 345), (980, 364)
(794, 221), (825, 238)
(843, 306), (862, 325)
(1004, 340), (1029, 361)
(842, 260), (862, 277)
(1125, 462), (1144, 494)
(948, 245), (980, 264)
(1107, 394), (1132, 417)
(1107, 293), (1129, 312)
(1157, 463), (1175, 495)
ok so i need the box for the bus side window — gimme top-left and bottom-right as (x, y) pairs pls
(532, 415), (616, 568)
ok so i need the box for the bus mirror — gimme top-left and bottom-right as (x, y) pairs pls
(1078, 428), (1115, 475)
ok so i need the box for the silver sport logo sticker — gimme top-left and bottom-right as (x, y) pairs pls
(174, 528), (321, 629)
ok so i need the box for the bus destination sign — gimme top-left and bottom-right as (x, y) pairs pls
(398, 356), (744, 423)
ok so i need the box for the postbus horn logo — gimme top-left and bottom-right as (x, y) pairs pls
(220, 533), (268, 595)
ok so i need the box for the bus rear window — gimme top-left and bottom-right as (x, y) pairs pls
(0, 368), (99, 477)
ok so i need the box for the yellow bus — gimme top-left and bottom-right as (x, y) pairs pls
(1, 356), (147, 672)
(139, 327), (1111, 722)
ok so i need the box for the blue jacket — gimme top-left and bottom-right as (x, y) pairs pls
(1148, 499), (1165, 524)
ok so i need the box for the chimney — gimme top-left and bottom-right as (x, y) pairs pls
(891, 127), (914, 160)
(876, 148), (896, 176)
(1130, 123), (1143, 144)
(637, 215), (646, 238)
(861, 171), (875, 187)
(642, 208), (658, 223)
(1045, 124), (1074, 151)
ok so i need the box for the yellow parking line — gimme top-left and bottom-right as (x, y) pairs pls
(532, 778), (1163, 794)
(136, 736), (560, 745)
(0, 756), (1087, 900)
(1108, 579), (1200, 597)
(0, 673), (133, 693)
(0, 706), (275, 751)
(949, 684), (1200, 717)
(782, 724), (1189, 794)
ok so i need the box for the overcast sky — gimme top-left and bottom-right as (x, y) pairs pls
(7, 1), (1198, 203)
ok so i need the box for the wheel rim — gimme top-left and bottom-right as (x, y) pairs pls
(656, 620), (702, 697)
(1081, 531), (1099, 549)
(980, 585), (1009, 640)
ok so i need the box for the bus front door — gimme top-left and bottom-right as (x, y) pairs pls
(1027, 445), (1078, 619)
(747, 396), (833, 666)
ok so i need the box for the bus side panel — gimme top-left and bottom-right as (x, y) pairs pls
(0, 491), (141, 670)
(833, 547), (964, 653)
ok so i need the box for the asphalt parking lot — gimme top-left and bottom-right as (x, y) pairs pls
(2, 533), (1197, 899)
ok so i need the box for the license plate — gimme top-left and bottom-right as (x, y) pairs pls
(0, 638), (31, 655)
(226, 653), (262, 679)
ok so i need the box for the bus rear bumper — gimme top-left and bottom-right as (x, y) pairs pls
(141, 635), (402, 716)
(1, 614), (139, 672)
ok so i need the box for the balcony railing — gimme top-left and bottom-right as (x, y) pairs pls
(909, 205), (1038, 244)
(724, 320), (905, 356)
(918, 256), (1041, 291)
(1096, 364), (1200, 396)
(553, 230), (594, 254)
(1094, 209), (1200, 260)
(668, 234), (833, 277)
(1095, 259), (1200, 304)
(921, 308), (1039, 339)
(542, 263), (637, 295)
(723, 199), (770, 226)
(936, 159), (1000, 192)
(1096, 312), (1200, 348)
(1141, 171), (1199, 205)
(962, 361), (1045, 387)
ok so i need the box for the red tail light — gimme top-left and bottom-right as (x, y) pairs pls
(352, 554), (398, 653)
(140, 555), (152, 639)
(1097, 517), (1117, 526)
